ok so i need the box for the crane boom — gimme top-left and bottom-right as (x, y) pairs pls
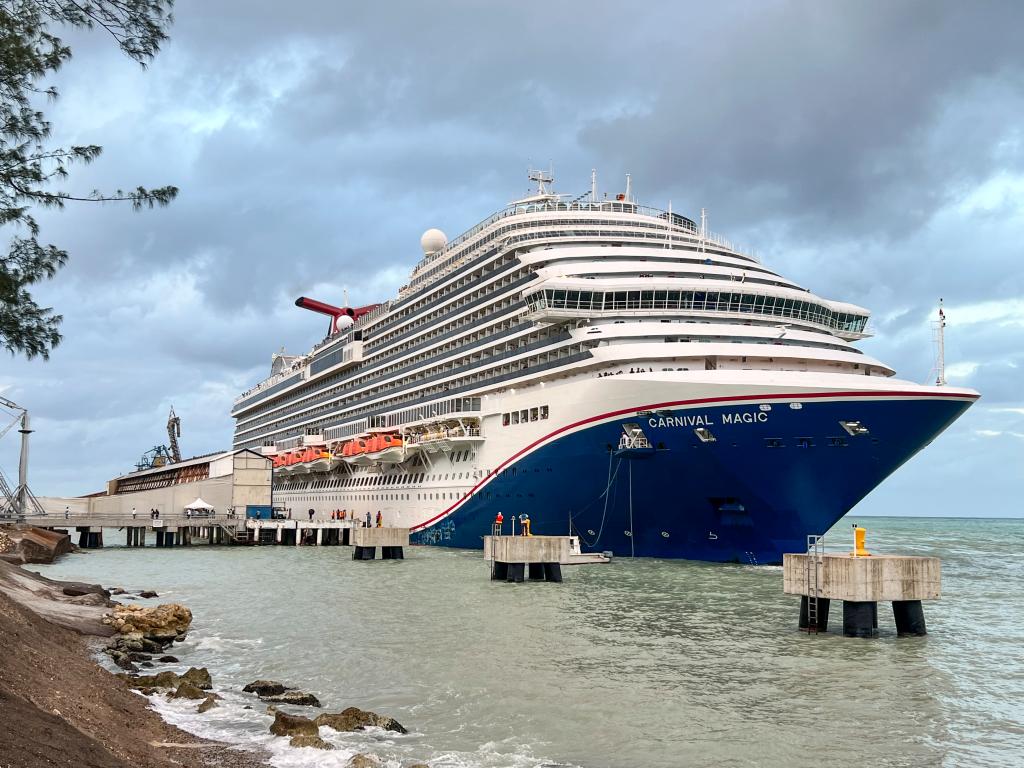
(167, 407), (182, 463)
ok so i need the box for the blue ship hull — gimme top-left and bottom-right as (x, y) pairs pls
(411, 393), (974, 563)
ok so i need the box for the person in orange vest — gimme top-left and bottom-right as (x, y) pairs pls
(495, 511), (504, 533)
(519, 513), (531, 536)
(376, 510), (382, 528)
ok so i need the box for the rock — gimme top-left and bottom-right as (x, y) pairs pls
(347, 755), (381, 768)
(137, 687), (158, 696)
(289, 735), (334, 750)
(197, 695), (219, 713)
(138, 590), (159, 598)
(62, 582), (110, 598)
(0, 526), (72, 564)
(156, 655), (179, 663)
(180, 667), (212, 690)
(102, 603), (192, 640)
(407, 764), (430, 768)
(269, 711), (318, 738)
(140, 662), (153, 668)
(141, 639), (165, 654)
(111, 587), (127, 595)
(243, 679), (289, 696)
(242, 705), (253, 710)
(112, 656), (138, 672)
(261, 691), (321, 707)
(125, 670), (180, 689)
(127, 652), (152, 662)
(168, 681), (207, 700)
(315, 707), (407, 735)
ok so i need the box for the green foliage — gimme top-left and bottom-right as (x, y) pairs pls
(0, 0), (177, 360)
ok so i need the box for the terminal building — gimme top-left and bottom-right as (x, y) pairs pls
(83, 449), (272, 516)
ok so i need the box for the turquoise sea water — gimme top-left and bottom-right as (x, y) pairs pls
(33, 517), (1024, 768)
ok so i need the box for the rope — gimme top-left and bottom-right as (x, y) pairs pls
(573, 450), (621, 548)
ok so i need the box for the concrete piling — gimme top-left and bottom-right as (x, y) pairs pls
(351, 527), (410, 561)
(784, 553), (940, 638)
(484, 536), (571, 583)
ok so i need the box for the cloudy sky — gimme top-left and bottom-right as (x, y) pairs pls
(1, 1), (1021, 516)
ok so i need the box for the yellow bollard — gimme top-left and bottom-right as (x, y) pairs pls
(852, 525), (870, 557)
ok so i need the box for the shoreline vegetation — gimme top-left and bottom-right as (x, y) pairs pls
(0, 526), (423, 768)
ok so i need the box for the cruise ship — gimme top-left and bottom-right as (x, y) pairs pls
(232, 171), (978, 563)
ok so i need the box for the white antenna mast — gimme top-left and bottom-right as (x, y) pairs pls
(527, 167), (554, 196)
(932, 298), (947, 386)
(700, 208), (707, 253)
(590, 169), (597, 203)
(625, 173), (632, 203)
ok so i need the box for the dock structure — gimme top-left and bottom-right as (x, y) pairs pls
(783, 552), (940, 637)
(24, 513), (379, 549)
(483, 535), (575, 583)
(351, 527), (410, 560)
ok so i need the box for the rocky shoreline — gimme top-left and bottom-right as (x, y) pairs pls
(0, 557), (268, 768)
(0, 527), (429, 768)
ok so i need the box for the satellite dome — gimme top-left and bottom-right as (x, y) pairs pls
(420, 228), (448, 256)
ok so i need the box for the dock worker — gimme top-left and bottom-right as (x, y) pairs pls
(365, 511), (371, 528)
(64, 506), (69, 520)
(308, 508), (315, 521)
(495, 512), (504, 533)
(131, 507), (137, 519)
(376, 510), (382, 528)
(519, 513), (531, 536)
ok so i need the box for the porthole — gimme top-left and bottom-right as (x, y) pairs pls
(624, 530), (633, 537)
(661, 531), (670, 538)
(587, 529), (596, 536)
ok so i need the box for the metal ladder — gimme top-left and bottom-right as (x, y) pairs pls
(805, 534), (824, 634)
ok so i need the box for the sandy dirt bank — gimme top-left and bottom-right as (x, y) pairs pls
(0, 559), (267, 768)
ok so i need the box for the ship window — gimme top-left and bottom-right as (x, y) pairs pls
(540, 405), (549, 419)
(511, 412), (519, 424)
(530, 408), (539, 421)
(764, 438), (783, 448)
(828, 437), (848, 447)
(520, 410), (528, 423)
(797, 437), (814, 448)
(695, 428), (716, 443)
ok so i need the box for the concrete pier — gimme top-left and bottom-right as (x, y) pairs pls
(483, 536), (572, 583)
(351, 527), (410, 560)
(783, 553), (940, 637)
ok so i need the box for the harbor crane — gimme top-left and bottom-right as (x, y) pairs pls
(167, 406), (182, 463)
(133, 407), (183, 471)
(0, 396), (45, 519)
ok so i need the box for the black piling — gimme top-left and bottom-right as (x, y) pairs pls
(542, 562), (563, 583)
(842, 601), (879, 638)
(352, 545), (376, 560)
(798, 596), (831, 632)
(893, 600), (927, 636)
(491, 561), (509, 581)
(505, 563), (526, 583)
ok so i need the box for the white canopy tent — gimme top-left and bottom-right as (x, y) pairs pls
(185, 497), (214, 511)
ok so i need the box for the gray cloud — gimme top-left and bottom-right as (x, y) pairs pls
(1, 0), (1022, 506)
